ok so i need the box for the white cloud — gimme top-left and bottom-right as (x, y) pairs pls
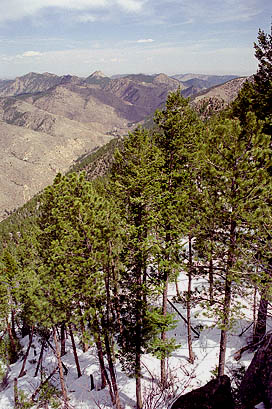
(21, 51), (43, 57)
(136, 38), (154, 43)
(0, 0), (145, 23)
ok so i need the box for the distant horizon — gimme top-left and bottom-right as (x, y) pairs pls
(0, 69), (249, 81)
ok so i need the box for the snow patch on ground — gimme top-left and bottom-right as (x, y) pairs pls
(0, 278), (271, 408)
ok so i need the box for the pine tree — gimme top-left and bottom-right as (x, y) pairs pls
(195, 113), (271, 375)
(12, 172), (122, 407)
(231, 24), (272, 136)
(110, 127), (175, 409)
(153, 90), (203, 370)
(229, 23), (272, 345)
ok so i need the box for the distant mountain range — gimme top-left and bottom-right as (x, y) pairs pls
(0, 70), (247, 220)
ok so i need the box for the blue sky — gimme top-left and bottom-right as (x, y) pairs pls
(0, 0), (270, 78)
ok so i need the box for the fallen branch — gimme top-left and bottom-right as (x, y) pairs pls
(239, 322), (253, 337)
(34, 340), (45, 377)
(167, 299), (200, 338)
(31, 366), (58, 401)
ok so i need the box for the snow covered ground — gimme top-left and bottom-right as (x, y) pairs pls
(0, 277), (271, 409)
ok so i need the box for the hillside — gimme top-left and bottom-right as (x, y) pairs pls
(0, 71), (181, 220)
(191, 76), (250, 117)
(193, 76), (249, 103)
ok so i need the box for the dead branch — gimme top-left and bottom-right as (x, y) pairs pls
(31, 366), (58, 401)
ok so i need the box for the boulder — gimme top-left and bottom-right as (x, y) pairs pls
(239, 333), (272, 409)
(171, 375), (234, 409)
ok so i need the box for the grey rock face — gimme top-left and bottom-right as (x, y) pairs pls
(171, 375), (234, 409)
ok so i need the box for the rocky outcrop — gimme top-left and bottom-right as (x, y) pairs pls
(171, 375), (234, 409)
(193, 77), (249, 104)
(153, 73), (180, 88)
(239, 333), (272, 409)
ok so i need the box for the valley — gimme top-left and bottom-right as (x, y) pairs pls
(0, 70), (244, 220)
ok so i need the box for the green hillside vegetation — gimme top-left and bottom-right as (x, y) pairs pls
(69, 137), (123, 178)
(0, 26), (271, 409)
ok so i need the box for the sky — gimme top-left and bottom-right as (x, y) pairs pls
(0, 0), (271, 79)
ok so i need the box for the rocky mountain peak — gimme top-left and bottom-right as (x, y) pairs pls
(154, 73), (169, 81)
(88, 70), (107, 79)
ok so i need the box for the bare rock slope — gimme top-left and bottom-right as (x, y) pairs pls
(191, 76), (249, 118)
(193, 77), (249, 105)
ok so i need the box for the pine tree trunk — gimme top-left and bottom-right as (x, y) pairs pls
(161, 228), (171, 386)
(135, 253), (143, 409)
(95, 336), (108, 390)
(135, 309), (143, 409)
(136, 354), (143, 409)
(60, 323), (66, 357)
(175, 277), (181, 299)
(218, 272), (232, 376)
(69, 325), (81, 378)
(161, 275), (168, 386)
(187, 235), (194, 364)
(52, 326), (68, 407)
(11, 309), (16, 339)
(253, 285), (257, 334)
(103, 328), (122, 409)
(103, 262), (122, 409)
(95, 334), (115, 403)
(218, 216), (236, 377)
(253, 294), (268, 344)
(21, 319), (31, 338)
(6, 318), (18, 363)
(209, 258), (214, 304)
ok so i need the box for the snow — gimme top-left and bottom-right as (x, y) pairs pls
(0, 277), (271, 409)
